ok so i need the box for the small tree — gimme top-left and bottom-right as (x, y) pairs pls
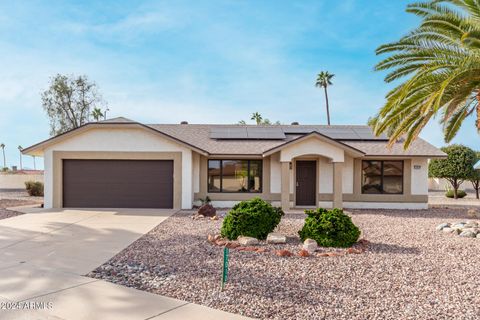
(429, 144), (477, 199)
(42, 74), (106, 136)
(469, 169), (480, 199)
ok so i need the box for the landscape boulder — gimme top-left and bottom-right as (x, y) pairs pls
(266, 233), (287, 244)
(459, 230), (476, 238)
(237, 236), (259, 246)
(198, 204), (216, 217)
(302, 238), (318, 253)
(436, 223), (450, 231)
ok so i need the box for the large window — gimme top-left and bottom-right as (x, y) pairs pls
(362, 160), (403, 194)
(208, 160), (262, 193)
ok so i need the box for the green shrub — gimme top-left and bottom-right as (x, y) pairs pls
(298, 208), (360, 248)
(25, 181), (44, 196)
(445, 189), (467, 198)
(221, 197), (284, 240)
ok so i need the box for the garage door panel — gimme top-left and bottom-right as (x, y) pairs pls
(63, 160), (174, 208)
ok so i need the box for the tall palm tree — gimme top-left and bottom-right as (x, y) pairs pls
(315, 71), (334, 125)
(18, 145), (22, 170)
(91, 107), (104, 122)
(251, 112), (263, 125)
(0, 143), (5, 169)
(370, 0), (480, 148)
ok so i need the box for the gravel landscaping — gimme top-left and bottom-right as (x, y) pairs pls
(0, 190), (43, 220)
(89, 208), (480, 320)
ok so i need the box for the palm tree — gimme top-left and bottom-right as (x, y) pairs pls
(91, 107), (104, 122)
(315, 71), (334, 125)
(0, 143), (5, 169)
(251, 112), (263, 125)
(18, 145), (23, 170)
(370, 0), (480, 148)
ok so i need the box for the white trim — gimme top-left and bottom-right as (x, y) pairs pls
(343, 202), (428, 210)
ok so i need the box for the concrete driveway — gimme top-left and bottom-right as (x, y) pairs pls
(0, 208), (249, 320)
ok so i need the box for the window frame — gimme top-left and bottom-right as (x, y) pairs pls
(207, 159), (263, 193)
(361, 160), (404, 195)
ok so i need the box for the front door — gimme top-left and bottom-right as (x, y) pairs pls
(296, 160), (316, 206)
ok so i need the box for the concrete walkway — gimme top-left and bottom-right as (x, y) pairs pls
(0, 208), (249, 320)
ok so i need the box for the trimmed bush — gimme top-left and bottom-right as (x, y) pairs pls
(221, 197), (284, 240)
(445, 189), (467, 198)
(298, 208), (360, 248)
(25, 181), (44, 196)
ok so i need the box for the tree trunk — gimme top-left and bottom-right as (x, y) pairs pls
(476, 187), (479, 200)
(476, 91), (480, 130)
(324, 86), (331, 126)
(453, 180), (458, 199)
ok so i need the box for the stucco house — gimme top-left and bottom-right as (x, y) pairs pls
(23, 117), (445, 211)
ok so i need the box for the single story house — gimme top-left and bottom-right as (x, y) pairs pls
(23, 117), (446, 210)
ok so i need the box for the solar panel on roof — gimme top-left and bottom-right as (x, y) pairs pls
(247, 127), (285, 139)
(210, 127), (248, 139)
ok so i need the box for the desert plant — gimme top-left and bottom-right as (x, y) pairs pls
(298, 208), (360, 248)
(25, 181), (44, 196)
(445, 188), (467, 199)
(220, 197), (284, 240)
(429, 145), (477, 199)
(199, 196), (211, 205)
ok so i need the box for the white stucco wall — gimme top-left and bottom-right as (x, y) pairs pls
(411, 158), (429, 195)
(343, 155), (354, 194)
(42, 127), (194, 209)
(270, 153), (281, 193)
(318, 157), (333, 193)
(0, 173), (44, 189)
(280, 136), (345, 162)
(192, 152), (200, 194)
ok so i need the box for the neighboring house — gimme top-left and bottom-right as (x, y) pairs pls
(22, 117), (445, 210)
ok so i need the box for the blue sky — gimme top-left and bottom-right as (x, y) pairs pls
(0, 0), (478, 170)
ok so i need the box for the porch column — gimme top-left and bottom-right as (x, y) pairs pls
(333, 162), (343, 208)
(281, 161), (290, 211)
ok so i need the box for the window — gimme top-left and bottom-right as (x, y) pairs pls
(208, 160), (262, 193)
(362, 160), (403, 194)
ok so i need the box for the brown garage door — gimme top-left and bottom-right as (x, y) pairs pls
(63, 159), (174, 208)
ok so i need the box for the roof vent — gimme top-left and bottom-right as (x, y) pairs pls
(180, 121), (188, 125)
(291, 121), (299, 125)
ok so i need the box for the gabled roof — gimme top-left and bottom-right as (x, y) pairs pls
(262, 131), (365, 157)
(22, 117), (446, 158)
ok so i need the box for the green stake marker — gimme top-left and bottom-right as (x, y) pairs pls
(221, 247), (229, 291)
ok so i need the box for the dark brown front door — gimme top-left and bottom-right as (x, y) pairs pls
(63, 159), (174, 208)
(296, 160), (316, 206)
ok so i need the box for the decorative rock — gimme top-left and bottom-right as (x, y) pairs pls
(198, 204), (216, 217)
(238, 236), (259, 246)
(275, 249), (293, 257)
(256, 247), (269, 253)
(467, 208), (478, 218)
(477, 234), (480, 238)
(451, 223), (465, 229)
(459, 230), (476, 238)
(226, 242), (240, 249)
(346, 248), (362, 254)
(207, 234), (214, 242)
(303, 238), (318, 253)
(210, 215), (219, 221)
(266, 233), (287, 244)
(436, 223), (450, 231)
(464, 221), (479, 228)
(214, 234), (222, 241)
(298, 249), (310, 257)
(317, 253), (329, 257)
(442, 227), (455, 233)
(215, 240), (227, 246)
